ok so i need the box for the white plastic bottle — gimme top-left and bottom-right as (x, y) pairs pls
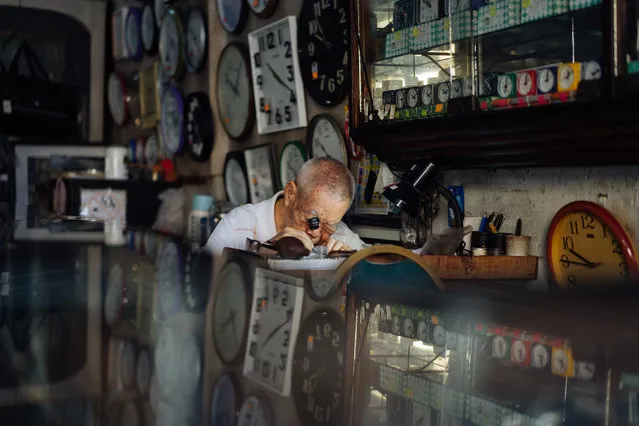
(188, 194), (214, 247)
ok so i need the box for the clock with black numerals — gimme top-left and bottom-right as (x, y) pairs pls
(248, 16), (308, 135)
(292, 309), (346, 426)
(243, 268), (305, 397)
(297, 0), (350, 107)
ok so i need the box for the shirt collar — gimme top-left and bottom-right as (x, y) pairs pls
(255, 191), (283, 242)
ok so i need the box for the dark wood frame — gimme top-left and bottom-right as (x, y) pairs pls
(347, 0), (639, 169)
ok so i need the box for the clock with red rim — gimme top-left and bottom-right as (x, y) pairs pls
(546, 201), (639, 288)
(516, 70), (536, 97)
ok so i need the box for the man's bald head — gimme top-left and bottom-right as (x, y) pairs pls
(295, 157), (355, 204)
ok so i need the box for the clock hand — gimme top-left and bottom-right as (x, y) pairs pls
(261, 317), (291, 348)
(566, 248), (599, 267)
(267, 64), (295, 97)
(316, 143), (330, 157)
(225, 76), (240, 96)
(560, 258), (598, 268)
(314, 9), (332, 49)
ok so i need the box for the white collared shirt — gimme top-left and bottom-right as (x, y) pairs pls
(204, 191), (365, 256)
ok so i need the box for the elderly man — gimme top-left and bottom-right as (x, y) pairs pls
(205, 157), (365, 256)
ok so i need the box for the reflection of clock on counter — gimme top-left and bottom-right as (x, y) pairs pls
(244, 144), (276, 203)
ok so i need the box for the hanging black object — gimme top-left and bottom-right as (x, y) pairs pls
(0, 41), (81, 142)
(185, 92), (215, 162)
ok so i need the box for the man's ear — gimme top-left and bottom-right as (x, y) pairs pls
(283, 181), (297, 207)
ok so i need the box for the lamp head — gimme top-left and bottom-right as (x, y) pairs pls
(382, 162), (438, 217)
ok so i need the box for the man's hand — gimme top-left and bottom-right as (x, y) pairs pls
(322, 238), (351, 253)
(269, 227), (314, 253)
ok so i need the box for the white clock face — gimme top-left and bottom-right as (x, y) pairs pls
(517, 72), (533, 95)
(492, 336), (508, 358)
(437, 82), (450, 103)
(213, 261), (249, 364)
(159, 11), (183, 79)
(392, 316), (401, 335)
(217, 0), (246, 33)
(511, 340), (527, 363)
(432, 325), (445, 346)
(417, 321), (428, 342)
(107, 73), (126, 125)
(583, 61), (601, 80)
(552, 348), (569, 374)
(576, 361), (595, 380)
(558, 65), (575, 90)
(396, 89), (406, 109)
(243, 268), (304, 396)
(245, 146), (275, 203)
(185, 9), (206, 71)
(160, 88), (184, 155)
(141, 5), (156, 52)
(451, 79), (463, 98)
(531, 344), (549, 368)
(309, 276), (335, 300)
(537, 68), (555, 93)
(403, 318), (414, 337)
(407, 87), (419, 108)
(145, 133), (159, 165)
(238, 395), (271, 426)
(217, 42), (254, 140)
(421, 85), (432, 105)
(248, 17), (307, 134)
(279, 142), (306, 188)
(136, 348), (151, 394)
(105, 264), (124, 326)
(248, 0), (271, 14)
(157, 241), (181, 318)
(309, 115), (347, 165)
(224, 157), (249, 206)
(497, 75), (513, 98)
(119, 340), (136, 388)
(125, 9), (142, 59)
(154, 0), (166, 27)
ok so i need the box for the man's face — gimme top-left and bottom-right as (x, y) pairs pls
(286, 184), (350, 245)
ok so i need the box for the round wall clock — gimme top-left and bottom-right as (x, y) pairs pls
(278, 140), (306, 188)
(145, 132), (159, 165)
(119, 340), (137, 389)
(105, 264), (127, 327)
(292, 309), (346, 426)
(210, 373), (240, 426)
(160, 86), (186, 156)
(107, 72), (130, 126)
(298, 0), (349, 106)
(237, 394), (273, 426)
(213, 259), (250, 364)
(246, 0), (278, 19)
(305, 274), (339, 302)
(136, 347), (152, 396)
(185, 92), (214, 163)
(216, 41), (255, 140)
(216, 0), (249, 35)
(141, 4), (158, 54)
(125, 7), (143, 61)
(185, 8), (207, 72)
(306, 114), (347, 166)
(159, 8), (185, 81)
(154, 0), (167, 27)
(182, 248), (211, 313)
(223, 153), (250, 206)
(157, 240), (183, 318)
(546, 201), (639, 288)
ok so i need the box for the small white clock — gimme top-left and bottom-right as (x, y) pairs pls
(557, 64), (577, 92)
(421, 85), (433, 105)
(278, 140), (306, 188)
(511, 340), (527, 363)
(248, 16), (308, 135)
(551, 347), (569, 375)
(531, 344), (549, 368)
(432, 324), (445, 346)
(537, 67), (556, 94)
(238, 394), (273, 426)
(451, 79), (463, 99)
(244, 144), (276, 203)
(575, 361), (595, 380)
(224, 153), (250, 206)
(582, 60), (601, 81)
(492, 336), (508, 359)
(392, 316), (401, 335)
(159, 9), (185, 80)
(243, 268), (304, 396)
(417, 320), (428, 342)
(516, 71), (534, 96)
(185, 8), (207, 72)
(407, 87), (420, 108)
(403, 318), (414, 337)
(396, 89), (406, 109)
(213, 259), (250, 364)
(497, 74), (514, 98)
(306, 114), (347, 166)
(445, 331), (457, 350)
(436, 81), (450, 104)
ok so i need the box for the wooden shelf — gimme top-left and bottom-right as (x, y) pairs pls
(420, 255), (538, 280)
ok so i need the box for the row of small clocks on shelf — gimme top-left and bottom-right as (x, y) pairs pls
(223, 113), (349, 207)
(210, 256), (347, 426)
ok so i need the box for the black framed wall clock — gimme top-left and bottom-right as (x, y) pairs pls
(185, 7), (207, 73)
(292, 308), (346, 426)
(298, 0), (350, 106)
(223, 151), (250, 206)
(216, 41), (255, 141)
(246, 0), (278, 19)
(216, 0), (249, 35)
(248, 16), (308, 135)
(185, 92), (214, 162)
